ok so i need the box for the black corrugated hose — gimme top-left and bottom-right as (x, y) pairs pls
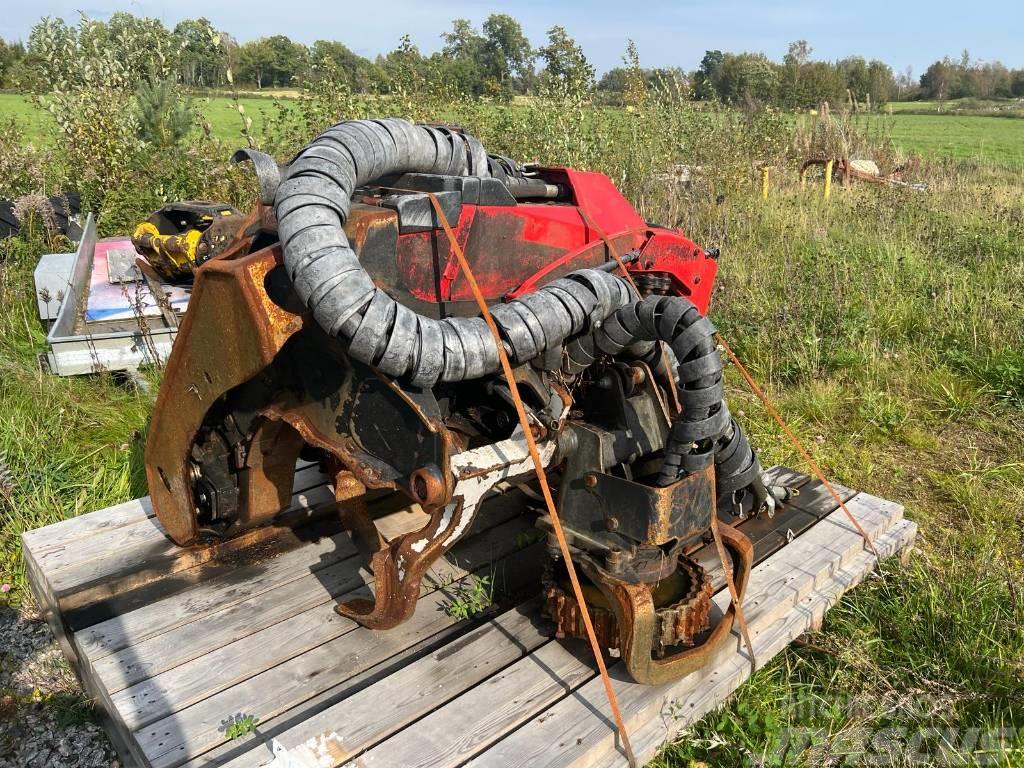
(234, 118), (772, 512)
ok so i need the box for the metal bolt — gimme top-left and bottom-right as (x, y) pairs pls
(606, 516), (619, 531)
(583, 473), (598, 488)
(606, 548), (623, 570)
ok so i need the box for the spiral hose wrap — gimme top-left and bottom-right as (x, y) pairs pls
(273, 118), (637, 387)
(594, 296), (769, 505)
(271, 117), (769, 510)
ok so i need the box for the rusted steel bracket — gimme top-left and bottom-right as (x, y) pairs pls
(145, 205), (458, 547)
(337, 433), (559, 628)
(141, 138), (778, 698)
(582, 522), (753, 685)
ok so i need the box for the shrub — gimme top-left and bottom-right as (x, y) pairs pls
(0, 119), (58, 198)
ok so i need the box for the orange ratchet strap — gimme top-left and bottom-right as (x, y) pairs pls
(423, 191), (638, 767)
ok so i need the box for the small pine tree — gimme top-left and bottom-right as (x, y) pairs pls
(623, 40), (648, 113)
(135, 76), (193, 147)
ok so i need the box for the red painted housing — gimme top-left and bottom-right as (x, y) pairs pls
(380, 167), (717, 315)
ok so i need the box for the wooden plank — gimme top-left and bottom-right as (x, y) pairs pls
(729, 495), (899, 630)
(45, 478), (332, 586)
(528, 498), (908, 768)
(49, 485), (338, 615)
(62, 497), (458, 633)
(178, 595), (540, 768)
(113, 514), (536, 737)
(22, 543), (82, 668)
(374, 507), (429, 542)
(207, 495), (899, 768)
(88, 499), (521, 693)
(257, 480), (868, 768)
(194, 478), (848, 768)
(23, 460), (914, 768)
(142, 545), (545, 768)
(74, 491), (503, 662)
(211, 600), (551, 768)
(54, 485), (524, 630)
(75, 490), (525, 663)
(75, 527), (357, 662)
(65, 492), (528, 768)
(589, 519), (918, 768)
(21, 495), (154, 551)
(462, 493), (904, 768)
(95, 546), (374, 694)
(354, 640), (597, 768)
(25, 544), (154, 768)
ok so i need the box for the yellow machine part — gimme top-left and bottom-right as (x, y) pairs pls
(131, 222), (205, 282)
(131, 203), (241, 282)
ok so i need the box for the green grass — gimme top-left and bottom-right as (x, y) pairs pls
(6, 92), (1024, 168)
(650, 166), (1024, 766)
(0, 235), (153, 578)
(187, 95), (296, 145)
(0, 92), (294, 146)
(0, 93), (55, 141)
(0, 91), (1022, 766)
(872, 113), (1024, 166)
(887, 97), (1024, 117)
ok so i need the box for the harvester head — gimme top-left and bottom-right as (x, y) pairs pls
(142, 119), (778, 685)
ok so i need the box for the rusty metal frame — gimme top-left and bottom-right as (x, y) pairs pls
(145, 205), (568, 628)
(145, 205), (456, 544)
(336, 432), (560, 628)
(582, 522), (754, 685)
(144, 169), (759, 695)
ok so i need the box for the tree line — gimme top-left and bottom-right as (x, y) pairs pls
(919, 51), (1024, 100)
(2, 13), (1023, 107)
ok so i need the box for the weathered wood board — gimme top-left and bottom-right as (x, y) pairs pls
(22, 466), (916, 767)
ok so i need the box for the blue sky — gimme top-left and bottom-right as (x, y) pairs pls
(3, 0), (1022, 77)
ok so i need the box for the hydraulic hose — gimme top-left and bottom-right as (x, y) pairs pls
(592, 294), (770, 508)
(268, 117), (768, 509)
(271, 118), (633, 387)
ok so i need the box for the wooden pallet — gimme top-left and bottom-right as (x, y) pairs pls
(22, 465), (916, 768)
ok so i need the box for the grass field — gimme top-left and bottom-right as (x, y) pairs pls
(1, 88), (1023, 766)
(0, 92), (55, 140)
(888, 97), (1024, 116)
(869, 113), (1024, 165)
(5, 92), (1024, 167)
(0, 92), (284, 147)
